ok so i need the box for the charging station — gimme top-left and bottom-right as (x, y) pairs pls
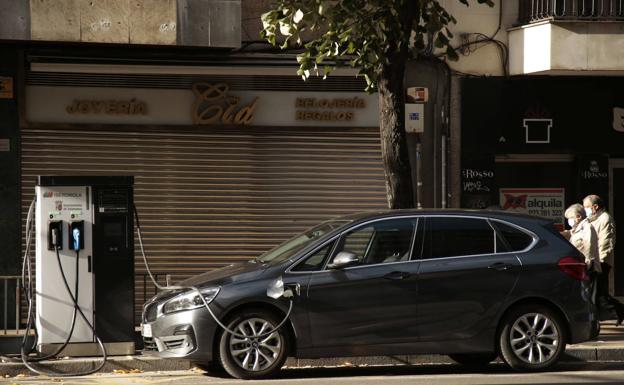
(35, 176), (135, 356)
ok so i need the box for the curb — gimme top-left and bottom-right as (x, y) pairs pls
(288, 347), (624, 368)
(0, 356), (192, 378)
(1, 347), (623, 378)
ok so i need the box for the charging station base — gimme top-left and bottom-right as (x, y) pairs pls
(39, 342), (135, 357)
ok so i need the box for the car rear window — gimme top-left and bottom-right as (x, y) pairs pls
(492, 221), (534, 251)
(423, 217), (495, 259)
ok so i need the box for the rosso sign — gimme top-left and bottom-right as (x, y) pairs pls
(461, 169), (494, 179)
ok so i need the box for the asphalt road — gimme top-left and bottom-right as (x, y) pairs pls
(5, 362), (624, 385)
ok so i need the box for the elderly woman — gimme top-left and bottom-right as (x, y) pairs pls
(564, 203), (601, 274)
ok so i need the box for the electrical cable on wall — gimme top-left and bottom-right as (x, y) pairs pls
(438, 1), (509, 77)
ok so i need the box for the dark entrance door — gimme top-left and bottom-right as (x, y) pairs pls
(495, 159), (576, 206)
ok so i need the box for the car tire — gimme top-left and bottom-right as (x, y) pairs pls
(448, 353), (497, 368)
(498, 304), (566, 371)
(218, 308), (289, 379)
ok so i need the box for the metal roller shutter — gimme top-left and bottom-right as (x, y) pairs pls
(21, 124), (387, 324)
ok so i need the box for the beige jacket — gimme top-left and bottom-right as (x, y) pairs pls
(569, 218), (601, 273)
(588, 210), (617, 264)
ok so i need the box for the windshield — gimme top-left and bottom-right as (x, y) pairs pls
(257, 219), (349, 263)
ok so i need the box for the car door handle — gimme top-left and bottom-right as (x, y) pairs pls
(384, 271), (411, 280)
(488, 262), (514, 271)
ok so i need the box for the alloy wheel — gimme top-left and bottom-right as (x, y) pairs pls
(509, 312), (560, 364)
(228, 317), (282, 372)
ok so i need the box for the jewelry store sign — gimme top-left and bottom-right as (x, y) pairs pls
(66, 98), (147, 115)
(192, 82), (257, 125)
(26, 84), (378, 126)
(295, 97), (366, 122)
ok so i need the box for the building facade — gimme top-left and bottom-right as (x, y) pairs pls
(2, 0), (624, 321)
(440, 0), (624, 296)
(0, 0), (390, 323)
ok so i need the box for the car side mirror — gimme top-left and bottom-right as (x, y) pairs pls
(327, 251), (359, 269)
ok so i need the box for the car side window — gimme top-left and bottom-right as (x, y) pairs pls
(291, 241), (336, 272)
(492, 221), (534, 251)
(332, 218), (416, 266)
(423, 217), (496, 259)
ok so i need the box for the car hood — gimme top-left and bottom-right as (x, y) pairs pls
(176, 260), (269, 288)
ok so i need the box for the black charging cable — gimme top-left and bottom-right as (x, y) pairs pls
(17, 223), (108, 377)
(134, 205), (295, 339)
(13, 203), (80, 363)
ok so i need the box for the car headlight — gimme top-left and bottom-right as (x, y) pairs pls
(162, 287), (220, 315)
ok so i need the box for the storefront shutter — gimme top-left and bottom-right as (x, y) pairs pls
(21, 124), (387, 324)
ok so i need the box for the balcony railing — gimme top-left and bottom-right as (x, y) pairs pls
(519, 0), (624, 24)
(0, 276), (23, 335)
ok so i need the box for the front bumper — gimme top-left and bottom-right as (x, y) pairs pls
(141, 306), (219, 362)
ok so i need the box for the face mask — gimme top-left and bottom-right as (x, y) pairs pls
(584, 207), (594, 217)
(567, 218), (576, 228)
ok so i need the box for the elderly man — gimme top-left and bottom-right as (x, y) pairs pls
(583, 194), (623, 325)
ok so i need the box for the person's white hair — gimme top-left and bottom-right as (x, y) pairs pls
(565, 203), (586, 219)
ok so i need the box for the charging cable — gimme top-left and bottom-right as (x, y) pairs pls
(134, 205), (295, 339)
(14, 199), (108, 377)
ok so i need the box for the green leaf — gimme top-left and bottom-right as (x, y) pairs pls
(294, 9), (304, 23)
(259, 0), (490, 90)
(435, 33), (449, 48)
(446, 45), (459, 61)
(323, 65), (332, 79)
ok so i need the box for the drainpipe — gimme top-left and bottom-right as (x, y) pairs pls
(416, 137), (423, 209)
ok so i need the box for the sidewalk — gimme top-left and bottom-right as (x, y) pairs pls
(564, 322), (624, 361)
(2, 322), (624, 378)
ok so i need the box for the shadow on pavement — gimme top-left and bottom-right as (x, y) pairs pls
(235, 361), (624, 380)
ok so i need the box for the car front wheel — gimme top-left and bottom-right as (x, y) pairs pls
(218, 309), (289, 379)
(499, 304), (566, 371)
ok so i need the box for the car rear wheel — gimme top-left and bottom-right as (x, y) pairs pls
(499, 304), (566, 371)
(448, 353), (497, 368)
(218, 309), (289, 379)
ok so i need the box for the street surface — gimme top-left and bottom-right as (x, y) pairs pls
(4, 362), (624, 385)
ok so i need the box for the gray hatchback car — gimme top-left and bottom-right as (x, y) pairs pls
(141, 210), (599, 379)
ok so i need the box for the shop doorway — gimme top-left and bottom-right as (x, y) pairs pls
(609, 159), (624, 298)
(494, 155), (576, 208)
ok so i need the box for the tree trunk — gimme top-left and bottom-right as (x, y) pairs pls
(377, 59), (414, 209)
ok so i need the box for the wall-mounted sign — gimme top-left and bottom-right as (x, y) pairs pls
(405, 86), (426, 133)
(294, 97), (365, 122)
(500, 187), (565, 230)
(460, 155), (496, 209)
(0, 77), (13, 99)
(405, 103), (424, 133)
(406, 87), (428, 103)
(26, 85), (378, 127)
(577, 155), (609, 205)
(192, 82), (257, 125)
(613, 107), (624, 132)
(523, 118), (552, 144)
(66, 98), (147, 115)
(581, 160), (608, 179)
(462, 168), (494, 193)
